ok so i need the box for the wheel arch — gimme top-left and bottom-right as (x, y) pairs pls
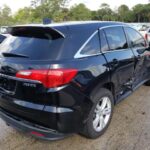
(90, 82), (116, 104)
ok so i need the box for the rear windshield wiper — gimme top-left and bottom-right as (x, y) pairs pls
(2, 52), (29, 58)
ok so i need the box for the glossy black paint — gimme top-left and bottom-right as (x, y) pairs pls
(0, 34), (6, 44)
(0, 21), (150, 139)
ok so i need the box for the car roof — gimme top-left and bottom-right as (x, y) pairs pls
(13, 21), (126, 36)
(7, 21), (128, 60)
(15, 21), (125, 27)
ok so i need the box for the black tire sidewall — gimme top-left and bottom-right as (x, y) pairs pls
(86, 88), (114, 139)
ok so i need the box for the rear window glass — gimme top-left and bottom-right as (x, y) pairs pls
(80, 32), (100, 56)
(0, 27), (64, 60)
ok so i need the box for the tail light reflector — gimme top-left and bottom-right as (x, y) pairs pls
(145, 33), (148, 40)
(30, 131), (44, 137)
(16, 69), (78, 88)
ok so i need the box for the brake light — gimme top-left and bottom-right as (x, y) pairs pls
(16, 69), (78, 88)
(30, 131), (44, 137)
(145, 34), (148, 40)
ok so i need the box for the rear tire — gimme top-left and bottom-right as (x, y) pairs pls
(80, 88), (114, 139)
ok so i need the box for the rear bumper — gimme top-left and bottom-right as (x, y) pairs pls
(0, 108), (69, 140)
(0, 85), (93, 134)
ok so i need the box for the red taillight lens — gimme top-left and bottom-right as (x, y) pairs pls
(30, 131), (44, 137)
(145, 34), (148, 40)
(16, 69), (78, 88)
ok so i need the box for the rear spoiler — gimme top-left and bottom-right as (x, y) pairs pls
(7, 26), (65, 39)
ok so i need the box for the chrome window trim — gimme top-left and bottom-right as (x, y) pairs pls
(74, 30), (101, 59)
(101, 49), (131, 54)
(99, 24), (128, 30)
(74, 24), (129, 59)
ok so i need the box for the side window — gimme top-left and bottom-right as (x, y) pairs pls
(125, 27), (146, 48)
(80, 32), (100, 55)
(99, 30), (109, 52)
(104, 27), (128, 50)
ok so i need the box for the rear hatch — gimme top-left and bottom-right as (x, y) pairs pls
(0, 26), (65, 128)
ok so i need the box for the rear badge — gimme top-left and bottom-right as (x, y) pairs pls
(23, 83), (36, 88)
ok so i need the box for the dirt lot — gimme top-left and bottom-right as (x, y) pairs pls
(1, 86), (150, 150)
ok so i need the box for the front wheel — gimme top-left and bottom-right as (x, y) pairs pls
(80, 88), (114, 139)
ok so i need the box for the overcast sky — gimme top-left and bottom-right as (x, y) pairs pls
(0, 0), (149, 13)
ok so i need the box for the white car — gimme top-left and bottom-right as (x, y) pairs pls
(139, 27), (150, 44)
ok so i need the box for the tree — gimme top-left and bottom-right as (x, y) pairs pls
(69, 4), (91, 21)
(13, 7), (34, 24)
(145, 4), (150, 22)
(118, 5), (129, 13)
(0, 5), (13, 26)
(100, 3), (110, 9)
(1, 2), (150, 26)
(96, 3), (113, 21)
(132, 4), (149, 22)
(117, 5), (134, 22)
(30, 0), (69, 22)
(91, 11), (99, 20)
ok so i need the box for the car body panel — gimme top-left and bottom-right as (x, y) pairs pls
(102, 49), (135, 97)
(0, 21), (150, 139)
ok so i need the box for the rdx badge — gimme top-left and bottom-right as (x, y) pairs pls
(23, 83), (36, 88)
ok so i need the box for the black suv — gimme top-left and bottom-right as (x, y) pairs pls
(0, 21), (150, 140)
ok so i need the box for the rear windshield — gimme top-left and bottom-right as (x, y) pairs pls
(0, 27), (65, 60)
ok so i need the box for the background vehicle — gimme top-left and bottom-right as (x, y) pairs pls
(145, 28), (150, 45)
(0, 21), (150, 140)
(0, 26), (8, 34)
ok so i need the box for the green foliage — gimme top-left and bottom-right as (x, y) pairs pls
(13, 7), (34, 24)
(30, 0), (69, 22)
(95, 3), (114, 21)
(69, 3), (91, 21)
(0, 5), (13, 26)
(132, 4), (150, 22)
(0, 2), (150, 26)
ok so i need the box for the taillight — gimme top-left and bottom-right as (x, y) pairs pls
(145, 34), (148, 40)
(16, 69), (78, 88)
(30, 131), (44, 137)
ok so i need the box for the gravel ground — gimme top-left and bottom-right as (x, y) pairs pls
(1, 86), (150, 150)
